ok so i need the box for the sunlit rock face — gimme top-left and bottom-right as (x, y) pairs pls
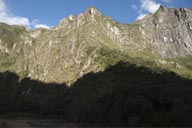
(138, 5), (192, 58)
(0, 6), (192, 85)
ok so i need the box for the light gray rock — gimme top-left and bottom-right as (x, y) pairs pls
(0, 6), (192, 85)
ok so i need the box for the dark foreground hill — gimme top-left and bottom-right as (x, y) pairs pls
(1, 5), (192, 127)
(1, 61), (192, 127)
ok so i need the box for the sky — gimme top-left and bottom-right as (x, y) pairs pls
(0, 0), (192, 29)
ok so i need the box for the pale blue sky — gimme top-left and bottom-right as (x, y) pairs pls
(0, 0), (192, 28)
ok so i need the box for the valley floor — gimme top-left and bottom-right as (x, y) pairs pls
(0, 119), (79, 128)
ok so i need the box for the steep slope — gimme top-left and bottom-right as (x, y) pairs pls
(137, 5), (192, 58)
(1, 63), (192, 126)
(0, 6), (192, 85)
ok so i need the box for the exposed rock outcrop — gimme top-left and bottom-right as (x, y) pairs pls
(0, 6), (192, 85)
(138, 5), (192, 57)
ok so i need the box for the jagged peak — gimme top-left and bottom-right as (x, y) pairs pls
(69, 14), (77, 21)
(85, 7), (102, 16)
(57, 7), (103, 28)
(156, 5), (190, 13)
(178, 7), (191, 13)
(156, 5), (169, 12)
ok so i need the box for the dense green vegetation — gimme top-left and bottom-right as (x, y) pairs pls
(166, 56), (192, 79)
(170, 56), (192, 71)
(0, 23), (25, 50)
(0, 7), (192, 127)
(0, 61), (192, 126)
(0, 53), (15, 70)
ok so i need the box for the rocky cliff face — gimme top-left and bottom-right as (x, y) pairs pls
(0, 6), (192, 85)
(138, 5), (192, 58)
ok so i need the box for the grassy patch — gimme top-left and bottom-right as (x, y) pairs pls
(0, 52), (15, 70)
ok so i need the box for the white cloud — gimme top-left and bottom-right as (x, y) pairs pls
(161, 0), (171, 3)
(0, 0), (50, 28)
(132, 4), (138, 10)
(34, 24), (50, 29)
(140, 0), (161, 13)
(0, 0), (6, 12)
(0, 0), (30, 26)
(136, 0), (161, 20)
(32, 19), (50, 29)
(137, 13), (147, 20)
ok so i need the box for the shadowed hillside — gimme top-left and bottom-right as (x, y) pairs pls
(0, 6), (192, 85)
(0, 62), (192, 126)
(0, 71), (68, 118)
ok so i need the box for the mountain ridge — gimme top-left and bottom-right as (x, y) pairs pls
(0, 5), (192, 85)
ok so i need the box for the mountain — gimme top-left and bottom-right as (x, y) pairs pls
(138, 5), (192, 58)
(0, 6), (192, 85)
(1, 6), (192, 127)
